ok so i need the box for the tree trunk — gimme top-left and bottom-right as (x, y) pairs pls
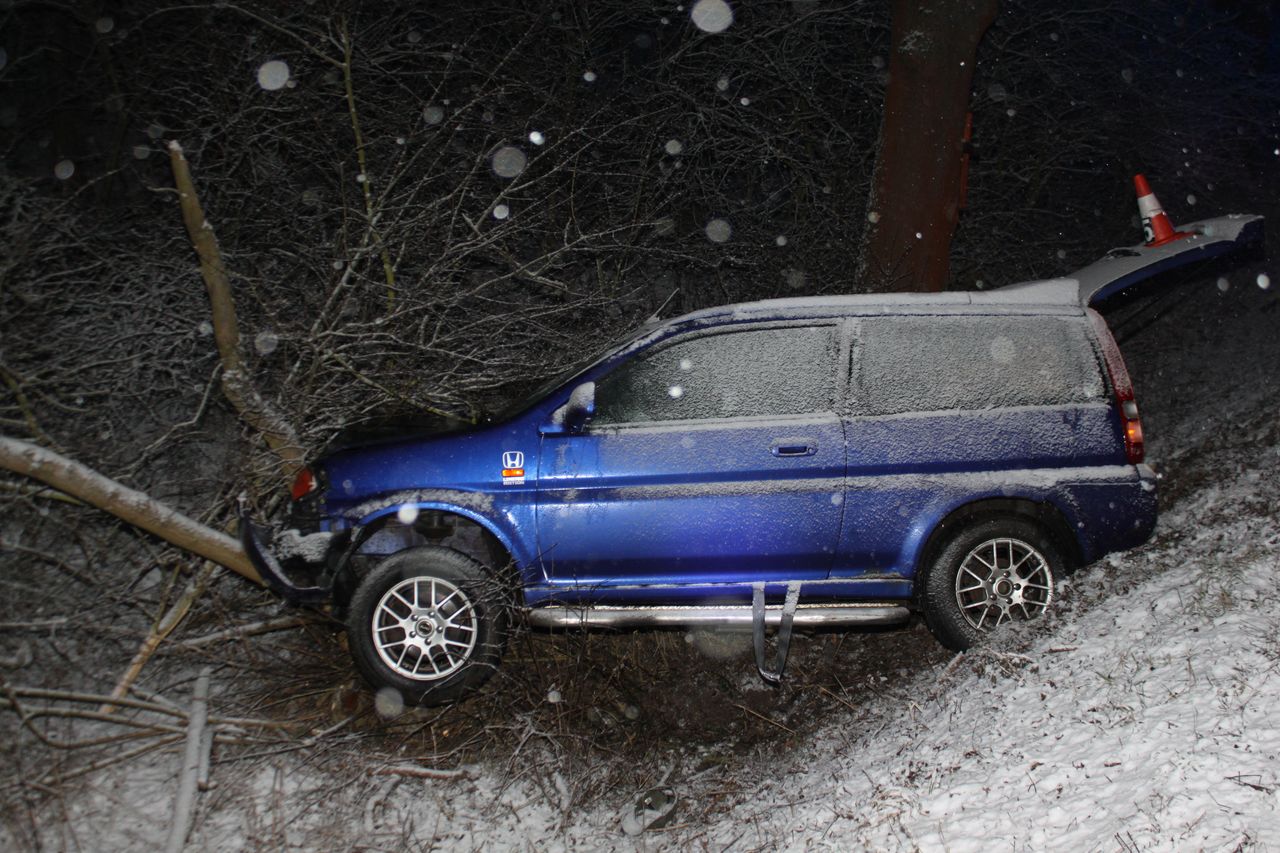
(0, 436), (263, 585)
(860, 0), (999, 292)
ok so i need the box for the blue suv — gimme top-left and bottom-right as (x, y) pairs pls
(242, 212), (1261, 706)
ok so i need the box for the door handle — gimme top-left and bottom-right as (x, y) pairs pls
(770, 441), (817, 457)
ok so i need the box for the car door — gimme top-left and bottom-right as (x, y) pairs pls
(536, 322), (847, 592)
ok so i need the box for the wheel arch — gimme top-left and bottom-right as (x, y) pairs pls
(333, 503), (523, 607)
(913, 497), (1082, 601)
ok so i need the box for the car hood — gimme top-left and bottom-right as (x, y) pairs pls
(317, 420), (533, 522)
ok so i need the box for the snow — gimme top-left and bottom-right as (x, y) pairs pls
(11, 278), (1279, 853)
(53, 159), (75, 180)
(179, 365), (1280, 850)
(374, 686), (405, 717)
(690, 0), (733, 34)
(256, 60), (290, 92)
(490, 145), (527, 179)
(273, 528), (334, 562)
(857, 314), (1103, 415)
(253, 329), (278, 356)
(422, 104), (445, 125)
(703, 217), (731, 243)
(346, 488), (495, 519)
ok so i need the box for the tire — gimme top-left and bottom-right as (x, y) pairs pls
(347, 546), (509, 707)
(923, 517), (1061, 651)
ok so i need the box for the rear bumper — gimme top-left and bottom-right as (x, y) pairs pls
(1069, 463), (1158, 564)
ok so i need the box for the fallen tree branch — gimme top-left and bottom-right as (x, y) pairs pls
(168, 141), (303, 476)
(35, 734), (186, 789)
(0, 690), (186, 750)
(102, 560), (218, 712)
(6, 686), (190, 717)
(0, 618), (70, 632)
(733, 702), (797, 736)
(370, 763), (473, 781)
(3, 685), (301, 731)
(174, 615), (316, 649)
(0, 436), (262, 585)
(165, 668), (211, 853)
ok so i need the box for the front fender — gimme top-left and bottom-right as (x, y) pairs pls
(348, 492), (530, 580)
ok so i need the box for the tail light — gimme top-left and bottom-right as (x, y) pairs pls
(1087, 309), (1145, 464)
(290, 466), (318, 501)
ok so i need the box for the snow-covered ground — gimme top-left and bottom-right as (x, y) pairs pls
(300, 392), (1279, 853)
(5, 274), (1277, 852)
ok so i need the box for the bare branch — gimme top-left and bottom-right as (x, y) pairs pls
(0, 436), (262, 585)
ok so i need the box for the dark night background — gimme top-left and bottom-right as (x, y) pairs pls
(1, 2), (1279, 848)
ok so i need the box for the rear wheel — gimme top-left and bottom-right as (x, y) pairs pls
(923, 518), (1060, 651)
(347, 546), (509, 707)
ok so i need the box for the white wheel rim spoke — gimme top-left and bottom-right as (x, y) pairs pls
(371, 574), (479, 681)
(954, 537), (1054, 632)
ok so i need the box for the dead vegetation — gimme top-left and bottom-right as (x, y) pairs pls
(2, 1), (1278, 848)
(0, 576), (952, 849)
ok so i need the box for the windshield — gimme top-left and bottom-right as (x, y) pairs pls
(491, 323), (657, 421)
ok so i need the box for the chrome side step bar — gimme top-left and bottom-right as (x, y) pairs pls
(525, 602), (912, 630)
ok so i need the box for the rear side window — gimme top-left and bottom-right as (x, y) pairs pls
(855, 315), (1104, 416)
(594, 325), (838, 424)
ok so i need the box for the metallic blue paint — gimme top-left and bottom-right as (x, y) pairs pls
(299, 299), (1160, 610)
(537, 414), (846, 585)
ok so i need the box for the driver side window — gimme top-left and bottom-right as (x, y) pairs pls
(593, 325), (837, 425)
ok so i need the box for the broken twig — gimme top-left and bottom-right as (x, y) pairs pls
(165, 668), (211, 853)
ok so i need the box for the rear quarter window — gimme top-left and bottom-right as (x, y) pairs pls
(854, 315), (1104, 416)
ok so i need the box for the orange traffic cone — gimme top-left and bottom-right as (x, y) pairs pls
(1133, 174), (1191, 247)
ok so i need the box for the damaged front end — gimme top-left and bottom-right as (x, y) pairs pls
(238, 510), (351, 604)
(239, 462), (371, 605)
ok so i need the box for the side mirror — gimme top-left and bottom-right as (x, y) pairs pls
(543, 381), (595, 435)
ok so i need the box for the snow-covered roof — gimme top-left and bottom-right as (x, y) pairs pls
(649, 213), (1262, 333)
(667, 277), (1083, 328)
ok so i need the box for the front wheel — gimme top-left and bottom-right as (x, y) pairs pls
(923, 518), (1061, 651)
(347, 546), (509, 707)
